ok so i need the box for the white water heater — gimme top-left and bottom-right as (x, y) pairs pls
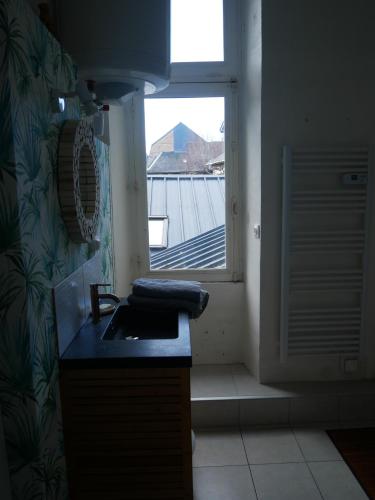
(55, 0), (170, 101)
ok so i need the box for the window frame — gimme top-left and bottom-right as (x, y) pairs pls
(131, 0), (241, 283)
(169, 0), (239, 83)
(134, 82), (240, 282)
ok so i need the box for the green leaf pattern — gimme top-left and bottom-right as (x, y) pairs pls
(0, 1), (113, 498)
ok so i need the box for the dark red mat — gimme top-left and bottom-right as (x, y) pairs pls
(327, 428), (375, 499)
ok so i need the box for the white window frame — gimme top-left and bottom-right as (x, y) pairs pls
(133, 83), (241, 282)
(131, 0), (241, 282)
(170, 0), (239, 83)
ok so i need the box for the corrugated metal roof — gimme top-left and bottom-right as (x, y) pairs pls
(147, 175), (225, 250)
(150, 224), (225, 270)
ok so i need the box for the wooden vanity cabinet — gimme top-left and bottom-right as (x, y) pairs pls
(60, 367), (193, 500)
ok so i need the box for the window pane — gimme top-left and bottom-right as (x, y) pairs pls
(145, 97), (226, 270)
(171, 0), (224, 63)
(148, 219), (167, 247)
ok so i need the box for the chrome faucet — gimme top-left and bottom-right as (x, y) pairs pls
(90, 283), (120, 324)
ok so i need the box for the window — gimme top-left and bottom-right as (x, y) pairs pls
(148, 216), (168, 248)
(145, 96), (226, 270)
(171, 0), (224, 63)
(169, 0), (238, 83)
(134, 0), (240, 281)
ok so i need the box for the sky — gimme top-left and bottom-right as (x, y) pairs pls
(170, 0), (223, 63)
(144, 0), (224, 154)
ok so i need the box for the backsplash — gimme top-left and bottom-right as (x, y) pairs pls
(53, 265), (87, 356)
(0, 1), (113, 498)
(53, 252), (104, 356)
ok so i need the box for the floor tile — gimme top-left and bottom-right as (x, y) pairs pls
(193, 429), (248, 467)
(231, 364), (270, 396)
(293, 421), (341, 430)
(242, 428), (304, 464)
(338, 419), (375, 429)
(193, 466), (257, 500)
(191, 365), (237, 398)
(232, 365), (297, 397)
(192, 399), (239, 428)
(251, 462), (322, 500)
(309, 460), (368, 500)
(339, 394), (375, 422)
(290, 396), (339, 425)
(293, 428), (342, 461)
(240, 398), (289, 426)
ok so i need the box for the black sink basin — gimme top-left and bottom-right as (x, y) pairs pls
(101, 305), (179, 341)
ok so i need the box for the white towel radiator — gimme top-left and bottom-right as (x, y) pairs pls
(280, 146), (371, 361)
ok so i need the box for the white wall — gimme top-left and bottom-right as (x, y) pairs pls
(109, 103), (140, 296)
(109, 0), (375, 377)
(190, 282), (245, 364)
(257, 0), (375, 381)
(239, 0), (262, 377)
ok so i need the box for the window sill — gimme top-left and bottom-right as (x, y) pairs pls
(144, 268), (243, 283)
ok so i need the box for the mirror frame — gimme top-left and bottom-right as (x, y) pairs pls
(58, 119), (100, 243)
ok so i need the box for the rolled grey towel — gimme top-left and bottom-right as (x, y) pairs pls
(127, 290), (209, 319)
(132, 278), (203, 304)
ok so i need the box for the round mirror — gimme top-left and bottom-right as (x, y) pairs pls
(58, 119), (100, 243)
(78, 145), (97, 219)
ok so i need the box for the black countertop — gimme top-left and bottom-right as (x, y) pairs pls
(60, 301), (192, 369)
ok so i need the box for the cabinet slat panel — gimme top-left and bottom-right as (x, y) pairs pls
(65, 367), (183, 379)
(74, 492), (186, 500)
(60, 367), (193, 500)
(67, 420), (184, 432)
(68, 386), (183, 397)
(70, 378), (182, 387)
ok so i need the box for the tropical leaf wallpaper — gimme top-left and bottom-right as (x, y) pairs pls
(0, 1), (113, 498)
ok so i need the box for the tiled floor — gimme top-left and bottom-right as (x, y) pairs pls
(191, 364), (375, 400)
(190, 364), (375, 428)
(193, 427), (369, 500)
(191, 365), (375, 497)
